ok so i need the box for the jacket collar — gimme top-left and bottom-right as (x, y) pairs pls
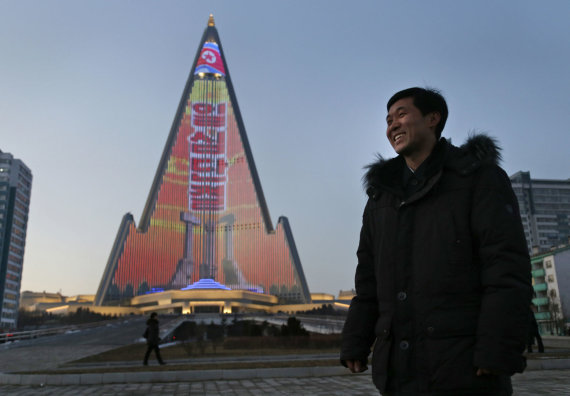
(364, 134), (502, 199)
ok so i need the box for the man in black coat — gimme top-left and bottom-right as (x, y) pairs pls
(340, 87), (532, 395)
(143, 312), (166, 365)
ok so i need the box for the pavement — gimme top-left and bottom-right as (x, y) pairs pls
(1, 319), (569, 394)
(0, 369), (568, 395)
(0, 316), (182, 373)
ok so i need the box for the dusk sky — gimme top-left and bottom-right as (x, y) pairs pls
(1, 1), (569, 297)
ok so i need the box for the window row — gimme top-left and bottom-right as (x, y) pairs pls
(7, 263), (21, 273)
(3, 282), (19, 291)
(16, 192), (30, 205)
(0, 311), (17, 319)
(2, 302), (17, 310)
(8, 253), (22, 266)
(14, 200), (29, 213)
(9, 245), (23, 256)
(5, 272), (20, 281)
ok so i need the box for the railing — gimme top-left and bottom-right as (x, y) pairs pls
(241, 313), (346, 334)
(535, 312), (551, 320)
(294, 314), (346, 334)
(0, 327), (70, 343)
(532, 297), (549, 306)
(0, 318), (139, 344)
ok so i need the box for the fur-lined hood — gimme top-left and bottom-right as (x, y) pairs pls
(364, 133), (502, 194)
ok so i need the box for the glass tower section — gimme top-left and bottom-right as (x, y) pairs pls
(0, 150), (32, 330)
(511, 171), (570, 253)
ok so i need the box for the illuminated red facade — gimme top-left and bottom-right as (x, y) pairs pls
(95, 17), (310, 305)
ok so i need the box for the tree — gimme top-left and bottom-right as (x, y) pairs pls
(137, 281), (150, 296)
(106, 284), (120, 300)
(547, 301), (566, 335)
(281, 316), (308, 336)
(123, 284), (134, 298)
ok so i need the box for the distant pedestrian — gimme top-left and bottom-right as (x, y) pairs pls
(527, 305), (544, 353)
(143, 312), (166, 365)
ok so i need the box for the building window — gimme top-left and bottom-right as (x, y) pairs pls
(545, 260), (553, 268)
(547, 274), (555, 283)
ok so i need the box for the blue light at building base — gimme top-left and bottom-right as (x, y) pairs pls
(181, 278), (231, 290)
(145, 287), (165, 295)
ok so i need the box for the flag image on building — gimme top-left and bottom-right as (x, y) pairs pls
(95, 15), (310, 306)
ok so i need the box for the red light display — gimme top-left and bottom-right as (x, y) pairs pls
(96, 35), (309, 304)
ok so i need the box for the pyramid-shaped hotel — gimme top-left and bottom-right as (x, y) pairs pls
(94, 16), (311, 310)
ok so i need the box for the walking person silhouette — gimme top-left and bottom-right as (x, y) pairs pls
(143, 312), (166, 365)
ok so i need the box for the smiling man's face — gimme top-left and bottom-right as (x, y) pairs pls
(386, 97), (439, 163)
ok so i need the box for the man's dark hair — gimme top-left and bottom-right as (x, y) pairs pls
(150, 312), (157, 319)
(387, 87), (448, 139)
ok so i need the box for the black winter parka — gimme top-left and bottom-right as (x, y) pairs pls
(341, 135), (532, 395)
(146, 318), (161, 346)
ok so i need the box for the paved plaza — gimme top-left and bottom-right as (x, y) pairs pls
(0, 369), (568, 395)
(2, 320), (569, 395)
